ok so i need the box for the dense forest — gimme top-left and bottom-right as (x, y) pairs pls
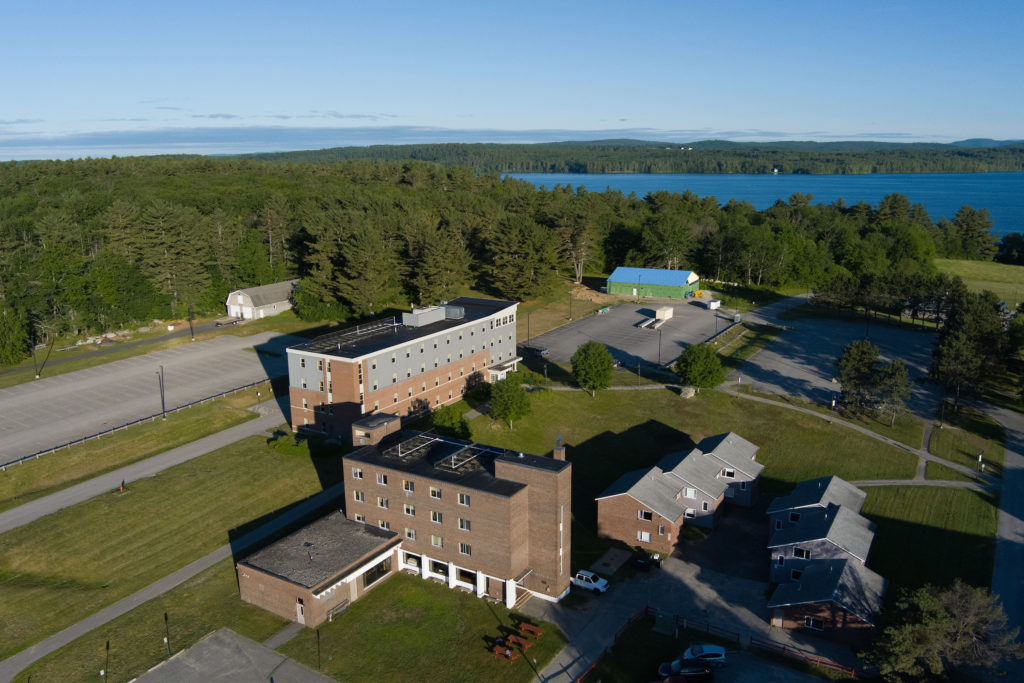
(238, 140), (1024, 175)
(0, 155), (1005, 365)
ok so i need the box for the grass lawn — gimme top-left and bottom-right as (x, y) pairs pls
(0, 436), (342, 660)
(0, 384), (271, 513)
(280, 573), (566, 683)
(925, 461), (983, 483)
(730, 385), (925, 449)
(517, 280), (608, 345)
(862, 486), (998, 588)
(707, 283), (789, 314)
(466, 388), (917, 548)
(930, 404), (1005, 478)
(936, 258), (1024, 307)
(13, 559), (289, 683)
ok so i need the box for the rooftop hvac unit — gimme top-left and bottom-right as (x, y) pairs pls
(443, 305), (465, 319)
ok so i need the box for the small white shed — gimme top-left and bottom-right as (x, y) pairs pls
(655, 306), (674, 320)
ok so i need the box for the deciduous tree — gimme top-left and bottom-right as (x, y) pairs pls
(571, 341), (613, 396)
(489, 377), (531, 429)
(674, 343), (724, 391)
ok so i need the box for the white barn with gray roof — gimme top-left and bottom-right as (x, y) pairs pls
(226, 279), (299, 320)
(697, 432), (764, 506)
(766, 475), (866, 532)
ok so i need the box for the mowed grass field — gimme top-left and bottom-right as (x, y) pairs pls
(862, 486), (999, 588)
(936, 258), (1024, 306)
(13, 559), (289, 683)
(280, 573), (566, 683)
(467, 388), (918, 534)
(0, 436), (336, 660)
(0, 385), (269, 513)
(929, 405), (1006, 478)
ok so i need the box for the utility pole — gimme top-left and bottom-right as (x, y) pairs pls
(568, 292), (573, 321)
(157, 366), (166, 420)
(187, 303), (195, 342)
(658, 328), (663, 366)
(164, 612), (171, 656)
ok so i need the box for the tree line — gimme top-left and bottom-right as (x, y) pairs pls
(0, 155), (1009, 365)
(238, 140), (1024, 175)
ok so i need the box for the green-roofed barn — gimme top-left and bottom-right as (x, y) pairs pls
(607, 267), (700, 299)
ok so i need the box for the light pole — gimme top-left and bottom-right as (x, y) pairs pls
(157, 366), (166, 420)
(527, 312), (531, 347)
(164, 612), (171, 657)
(568, 293), (573, 321)
(658, 328), (663, 366)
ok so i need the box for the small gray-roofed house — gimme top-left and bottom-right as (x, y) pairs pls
(767, 559), (887, 643)
(225, 279), (299, 320)
(658, 449), (729, 528)
(239, 512), (400, 591)
(767, 476), (867, 531)
(698, 432), (764, 507)
(767, 504), (876, 583)
(597, 466), (687, 523)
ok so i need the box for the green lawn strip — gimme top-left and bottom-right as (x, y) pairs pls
(466, 389), (917, 540)
(862, 486), (998, 588)
(734, 387), (925, 449)
(0, 436), (336, 660)
(0, 386), (268, 513)
(707, 283), (788, 314)
(935, 258), (1024, 307)
(13, 559), (289, 683)
(925, 461), (983, 483)
(716, 322), (784, 370)
(930, 405), (1005, 478)
(279, 572), (567, 683)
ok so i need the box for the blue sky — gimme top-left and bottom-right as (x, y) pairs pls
(3, 1), (1022, 159)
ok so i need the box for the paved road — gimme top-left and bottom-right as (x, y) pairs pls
(0, 397), (289, 535)
(980, 402), (1024, 647)
(0, 478), (346, 683)
(0, 332), (297, 463)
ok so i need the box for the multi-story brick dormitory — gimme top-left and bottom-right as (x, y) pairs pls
(287, 297), (520, 437)
(343, 419), (572, 608)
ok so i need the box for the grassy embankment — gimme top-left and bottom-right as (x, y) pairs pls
(0, 436), (342, 660)
(936, 257), (1024, 308)
(0, 383), (272, 513)
(281, 573), (566, 682)
(862, 486), (998, 588)
(929, 404), (1005, 478)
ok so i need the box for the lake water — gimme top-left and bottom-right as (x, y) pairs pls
(509, 172), (1024, 236)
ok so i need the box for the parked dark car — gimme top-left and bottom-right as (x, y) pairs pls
(656, 661), (714, 681)
(631, 551), (662, 572)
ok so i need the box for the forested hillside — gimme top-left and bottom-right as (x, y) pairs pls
(0, 156), (1003, 365)
(238, 140), (1024, 175)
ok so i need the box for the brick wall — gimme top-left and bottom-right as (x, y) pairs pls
(597, 495), (681, 557)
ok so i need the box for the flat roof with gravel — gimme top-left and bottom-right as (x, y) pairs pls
(239, 511), (400, 590)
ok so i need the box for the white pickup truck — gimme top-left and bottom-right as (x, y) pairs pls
(570, 569), (609, 593)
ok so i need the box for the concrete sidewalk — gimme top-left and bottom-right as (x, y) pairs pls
(0, 478), (346, 683)
(0, 397), (289, 535)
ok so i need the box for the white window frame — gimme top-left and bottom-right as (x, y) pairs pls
(403, 480), (414, 493)
(431, 535), (443, 548)
(377, 472), (388, 485)
(458, 518), (470, 531)
(430, 486), (442, 500)
(353, 491), (364, 503)
(377, 497), (388, 509)
(405, 528), (416, 540)
(431, 510), (443, 524)
(637, 530), (652, 542)
(804, 616), (824, 631)
(458, 492), (470, 507)
(638, 510), (653, 521)
(404, 504), (415, 517)
(459, 542), (471, 556)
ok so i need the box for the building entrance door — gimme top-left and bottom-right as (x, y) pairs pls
(296, 598), (305, 625)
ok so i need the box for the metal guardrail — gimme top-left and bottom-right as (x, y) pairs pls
(0, 378), (273, 471)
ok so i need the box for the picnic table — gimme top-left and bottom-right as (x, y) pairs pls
(508, 634), (534, 651)
(518, 622), (545, 639)
(492, 644), (519, 662)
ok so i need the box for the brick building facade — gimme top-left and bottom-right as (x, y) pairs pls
(287, 298), (519, 438)
(344, 428), (572, 606)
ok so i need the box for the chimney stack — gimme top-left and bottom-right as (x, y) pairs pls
(553, 435), (566, 461)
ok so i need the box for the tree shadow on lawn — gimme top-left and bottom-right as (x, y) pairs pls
(567, 420), (693, 531)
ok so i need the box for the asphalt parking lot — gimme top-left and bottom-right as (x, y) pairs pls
(526, 301), (736, 369)
(738, 312), (941, 417)
(0, 332), (299, 463)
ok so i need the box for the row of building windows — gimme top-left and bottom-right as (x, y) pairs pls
(349, 514), (472, 556)
(351, 470), (471, 507)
